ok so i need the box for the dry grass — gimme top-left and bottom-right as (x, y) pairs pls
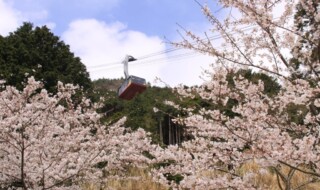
(238, 161), (320, 190)
(82, 167), (167, 190)
(83, 162), (320, 190)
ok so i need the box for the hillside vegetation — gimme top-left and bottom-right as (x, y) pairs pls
(92, 78), (183, 145)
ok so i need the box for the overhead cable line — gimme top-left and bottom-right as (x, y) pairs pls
(88, 25), (256, 70)
(88, 15), (292, 71)
(88, 51), (202, 72)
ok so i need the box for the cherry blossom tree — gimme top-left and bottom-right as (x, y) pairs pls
(0, 77), (155, 189)
(151, 0), (320, 189)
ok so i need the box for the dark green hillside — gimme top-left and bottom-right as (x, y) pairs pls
(93, 78), (184, 145)
(93, 69), (282, 145)
(93, 78), (123, 92)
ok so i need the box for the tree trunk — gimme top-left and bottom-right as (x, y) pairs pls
(159, 119), (163, 143)
(168, 117), (171, 145)
(21, 133), (27, 190)
(176, 125), (179, 145)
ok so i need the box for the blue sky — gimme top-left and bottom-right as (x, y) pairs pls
(0, 0), (224, 86)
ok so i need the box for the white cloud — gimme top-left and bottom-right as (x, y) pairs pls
(158, 50), (213, 87)
(0, 0), (21, 36)
(157, 21), (217, 87)
(0, 0), (56, 36)
(62, 19), (167, 84)
(62, 19), (216, 87)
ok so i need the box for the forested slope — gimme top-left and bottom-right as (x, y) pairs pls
(92, 78), (183, 145)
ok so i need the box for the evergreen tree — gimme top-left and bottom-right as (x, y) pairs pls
(0, 22), (92, 93)
(290, 0), (320, 82)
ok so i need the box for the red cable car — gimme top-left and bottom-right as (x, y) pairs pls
(118, 55), (147, 100)
(118, 75), (147, 100)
